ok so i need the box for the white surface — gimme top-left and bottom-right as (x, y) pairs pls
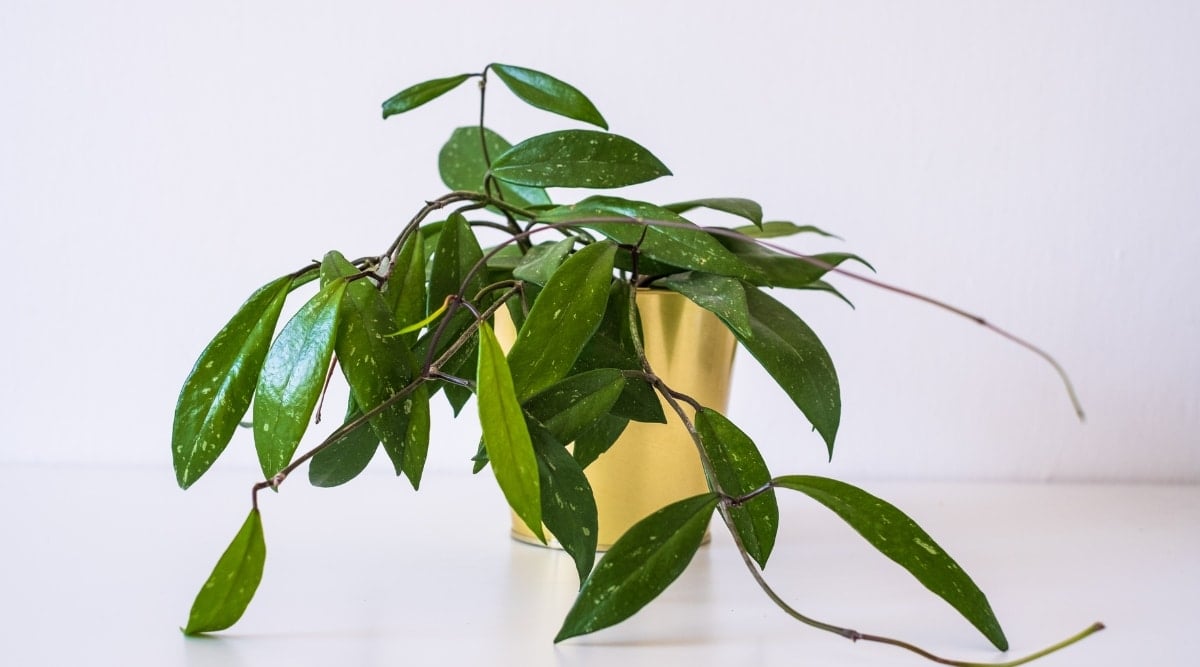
(0, 1), (1197, 482)
(1, 464), (1195, 666)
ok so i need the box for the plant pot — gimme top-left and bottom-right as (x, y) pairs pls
(497, 289), (737, 550)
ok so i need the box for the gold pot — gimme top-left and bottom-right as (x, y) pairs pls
(496, 289), (737, 550)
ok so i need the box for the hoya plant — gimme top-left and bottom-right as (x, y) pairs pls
(173, 63), (1101, 664)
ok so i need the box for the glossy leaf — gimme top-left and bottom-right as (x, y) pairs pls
(425, 212), (486, 414)
(491, 130), (671, 189)
(507, 241), (617, 401)
(799, 279), (856, 308)
(438, 126), (551, 209)
(400, 383), (432, 488)
(253, 278), (347, 478)
(382, 73), (472, 119)
(308, 397), (378, 488)
(555, 493), (719, 642)
(665, 197), (763, 227)
(530, 422), (598, 583)
(571, 414), (628, 468)
(719, 234), (871, 288)
(523, 369), (626, 445)
(490, 63), (607, 129)
(383, 232), (426, 346)
(733, 221), (841, 240)
(477, 322), (543, 542)
(512, 238), (576, 286)
(774, 475), (1009, 650)
(656, 272), (752, 339)
(736, 286), (840, 456)
(694, 409), (778, 568)
(182, 509), (266, 635)
(172, 276), (291, 489)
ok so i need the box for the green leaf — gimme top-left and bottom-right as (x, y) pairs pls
(490, 63), (607, 129)
(665, 197), (763, 227)
(308, 397), (379, 488)
(400, 383), (432, 488)
(656, 272), (752, 339)
(736, 286), (840, 456)
(382, 73), (472, 119)
(173, 276), (291, 489)
(719, 234), (871, 288)
(383, 232), (427, 346)
(571, 414), (628, 468)
(507, 241), (617, 401)
(477, 322), (543, 542)
(540, 196), (751, 279)
(555, 493), (719, 642)
(773, 475), (1009, 650)
(321, 252), (424, 488)
(425, 212), (486, 415)
(512, 238), (576, 286)
(733, 221), (842, 240)
(530, 422), (598, 583)
(694, 409), (778, 568)
(253, 278), (347, 478)
(183, 509), (266, 635)
(439, 126), (551, 209)
(491, 130), (671, 189)
(798, 279), (856, 308)
(523, 369), (626, 445)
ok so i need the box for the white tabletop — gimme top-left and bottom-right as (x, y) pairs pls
(2, 463), (1195, 666)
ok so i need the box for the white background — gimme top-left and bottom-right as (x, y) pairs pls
(2, 0), (1197, 483)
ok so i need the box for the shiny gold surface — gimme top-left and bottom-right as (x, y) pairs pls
(498, 289), (737, 550)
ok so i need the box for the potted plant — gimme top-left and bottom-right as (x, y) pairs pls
(172, 63), (1101, 664)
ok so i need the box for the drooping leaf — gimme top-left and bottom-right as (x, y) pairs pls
(382, 73), (472, 119)
(665, 197), (763, 227)
(253, 278), (347, 478)
(571, 414), (629, 468)
(308, 396), (379, 488)
(719, 234), (872, 288)
(477, 322), (543, 541)
(383, 231), (426, 346)
(490, 63), (607, 129)
(512, 238), (576, 286)
(694, 409), (778, 568)
(798, 279), (856, 308)
(555, 493), (719, 642)
(507, 241), (617, 401)
(523, 369), (626, 445)
(773, 475), (1009, 650)
(733, 221), (842, 240)
(656, 272), (752, 339)
(173, 276), (291, 489)
(182, 509), (266, 635)
(491, 130), (671, 189)
(736, 286), (840, 456)
(530, 422), (598, 583)
(400, 383), (432, 488)
(424, 212), (486, 414)
(439, 126), (551, 208)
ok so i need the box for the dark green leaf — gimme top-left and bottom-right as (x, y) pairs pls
(490, 63), (607, 129)
(400, 383), (432, 488)
(182, 509), (266, 635)
(173, 276), (291, 489)
(665, 198), (763, 227)
(507, 241), (616, 401)
(477, 322), (543, 542)
(491, 130), (671, 189)
(733, 221), (842, 240)
(523, 369), (626, 444)
(555, 493), (719, 642)
(736, 286), (840, 456)
(694, 409), (778, 568)
(253, 278), (347, 478)
(798, 279), (856, 308)
(383, 232), (426, 346)
(439, 126), (551, 209)
(382, 73), (472, 119)
(718, 234), (871, 288)
(530, 422), (598, 583)
(512, 238), (576, 286)
(773, 475), (1009, 650)
(656, 272), (752, 339)
(308, 397), (378, 488)
(425, 212), (486, 415)
(571, 414), (628, 468)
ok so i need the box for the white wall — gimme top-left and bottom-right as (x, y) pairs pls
(1, 0), (1196, 482)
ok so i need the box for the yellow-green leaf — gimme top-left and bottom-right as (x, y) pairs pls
(182, 509), (266, 635)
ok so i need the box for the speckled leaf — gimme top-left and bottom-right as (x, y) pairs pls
(426, 212), (486, 414)
(523, 369), (625, 445)
(172, 276), (291, 489)
(694, 409), (778, 568)
(308, 397), (378, 488)
(507, 241), (616, 401)
(664, 197), (763, 227)
(182, 509), (266, 635)
(491, 130), (671, 189)
(530, 422), (598, 583)
(571, 414), (628, 469)
(383, 232), (426, 346)
(439, 126), (551, 208)
(733, 221), (841, 240)
(253, 278), (347, 478)
(773, 475), (1008, 650)
(736, 286), (840, 457)
(555, 493), (719, 642)
(656, 272), (752, 339)
(382, 73), (471, 119)
(478, 322), (543, 542)
(512, 238), (576, 286)
(490, 63), (607, 129)
(718, 235), (872, 288)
